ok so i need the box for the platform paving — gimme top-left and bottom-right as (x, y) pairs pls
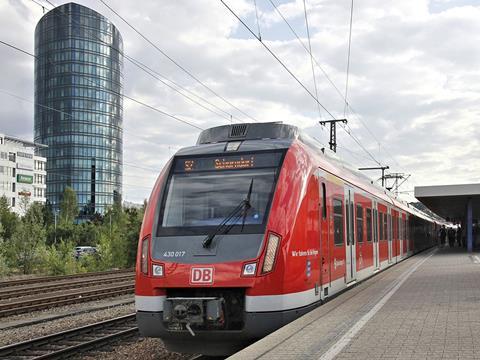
(230, 247), (480, 360)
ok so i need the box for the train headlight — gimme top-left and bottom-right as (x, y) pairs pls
(262, 232), (281, 274)
(152, 264), (164, 277)
(141, 237), (149, 275)
(242, 262), (257, 276)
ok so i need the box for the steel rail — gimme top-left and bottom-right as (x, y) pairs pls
(0, 269), (133, 288)
(0, 284), (134, 318)
(0, 274), (133, 300)
(0, 314), (138, 359)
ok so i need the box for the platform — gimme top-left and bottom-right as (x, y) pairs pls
(230, 247), (480, 359)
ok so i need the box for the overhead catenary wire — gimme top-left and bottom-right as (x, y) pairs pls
(96, 0), (259, 123)
(266, 0), (399, 168)
(253, 0), (262, 41)
(219, 0), (336, 120)
(29, 0), (236, 125)
(220, 0), (388, 168)
(0, 39), (204, 131)
(0, 88), (193, 151)
(344, 0), (354, 116)
(302, 0), (323, 121)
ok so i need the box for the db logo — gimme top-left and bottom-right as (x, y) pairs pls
(190, 267), (214, 285)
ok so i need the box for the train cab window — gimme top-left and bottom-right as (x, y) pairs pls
(322, 183), (327, 219)
(333, 198), (344, 246)
(356, 204), (363, 243)
(366, 208), (372, 242)
(158, 151), (285, 236)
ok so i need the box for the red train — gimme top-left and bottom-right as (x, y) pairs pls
(135, 122), (438, 355)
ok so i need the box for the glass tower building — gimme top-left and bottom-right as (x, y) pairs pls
(34, 2), (123, 217)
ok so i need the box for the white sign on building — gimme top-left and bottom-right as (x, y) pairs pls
(0, 134), (47, 215)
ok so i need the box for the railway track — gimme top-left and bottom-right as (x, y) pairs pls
(0, 274), (133, 301)
(0, 314), (138, 359)
(0, 284), (134, 318)
(0, 269), (133, 288)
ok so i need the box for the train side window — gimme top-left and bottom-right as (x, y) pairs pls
(379, 212), (384, 240)
(366, 208), (372, 242)
(333, 198), (343, 246)
(356, 204), (363, 243)
(387, 214), (391, 241)
(322, 183), (327, 219)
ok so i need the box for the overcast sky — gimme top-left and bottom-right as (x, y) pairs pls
(0, 0), (479, 204)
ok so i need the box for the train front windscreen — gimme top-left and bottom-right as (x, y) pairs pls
(157, 151), (284, 236)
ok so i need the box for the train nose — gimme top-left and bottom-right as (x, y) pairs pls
(173, 304), (188, 319)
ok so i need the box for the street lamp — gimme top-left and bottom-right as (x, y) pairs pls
(54, 208), (59, 244)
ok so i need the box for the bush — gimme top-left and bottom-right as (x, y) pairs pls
(41, 240), (81, 275)
(96, 232), (115, 271)
(0, 242), (9, 278)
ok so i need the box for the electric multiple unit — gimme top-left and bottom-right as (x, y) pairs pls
(135, 122), (438, 355)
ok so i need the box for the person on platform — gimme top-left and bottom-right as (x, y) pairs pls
(439, 225), (447, 247)
(448, 227), (456, 248)
(456, 226), (462, 247)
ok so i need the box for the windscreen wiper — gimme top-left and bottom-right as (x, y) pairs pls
(202, 179), (254, 249)
(241, 179), (253, 231)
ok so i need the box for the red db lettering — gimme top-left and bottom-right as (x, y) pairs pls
(190, 267), (214, 284)
(202, 269), (212, 282)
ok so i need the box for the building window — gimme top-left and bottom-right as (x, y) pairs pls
(12, 197), (15, 207)
(356, 204), (363, 243)
(333, 198), (344, 246)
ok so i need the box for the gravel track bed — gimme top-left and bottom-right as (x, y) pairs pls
(78, 338), (190, 360)
(0, 295), (134, 346)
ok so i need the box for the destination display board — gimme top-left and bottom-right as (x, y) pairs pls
(174, 152), (283, 173)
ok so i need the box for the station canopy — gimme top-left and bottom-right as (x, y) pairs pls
(414, 183), (480, 221)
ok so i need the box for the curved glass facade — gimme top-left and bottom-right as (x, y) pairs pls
(34, 2), (123, 216)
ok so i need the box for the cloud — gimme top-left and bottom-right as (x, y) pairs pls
(0, 0), (479, 205)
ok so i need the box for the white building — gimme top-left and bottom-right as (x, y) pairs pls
(0, 134), (47, 215)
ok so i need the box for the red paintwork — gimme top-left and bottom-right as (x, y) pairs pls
(136, 138), (435, 302)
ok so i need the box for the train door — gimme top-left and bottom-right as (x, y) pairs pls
(318, 178), (330, 299)
(387, 209), (393, 263)
(344, 186), (356, 283)
(373, 202), (380, 270)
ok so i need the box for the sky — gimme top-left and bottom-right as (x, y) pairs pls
(0, 0), (479, 204)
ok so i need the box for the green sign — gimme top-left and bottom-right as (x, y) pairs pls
(17, 174), (33, 184)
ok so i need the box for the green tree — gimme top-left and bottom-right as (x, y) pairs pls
(42, 200), (55, 227)
(18, 194), (31, 215)
(125, 207), (144, 267)
(60, 187), (78, 224)
(42, 240), (79, 275)
(7, 202), (46, 274)
(0, 195), (18, 241)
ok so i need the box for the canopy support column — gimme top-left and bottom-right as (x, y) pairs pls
(467, 197), (473, 252)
